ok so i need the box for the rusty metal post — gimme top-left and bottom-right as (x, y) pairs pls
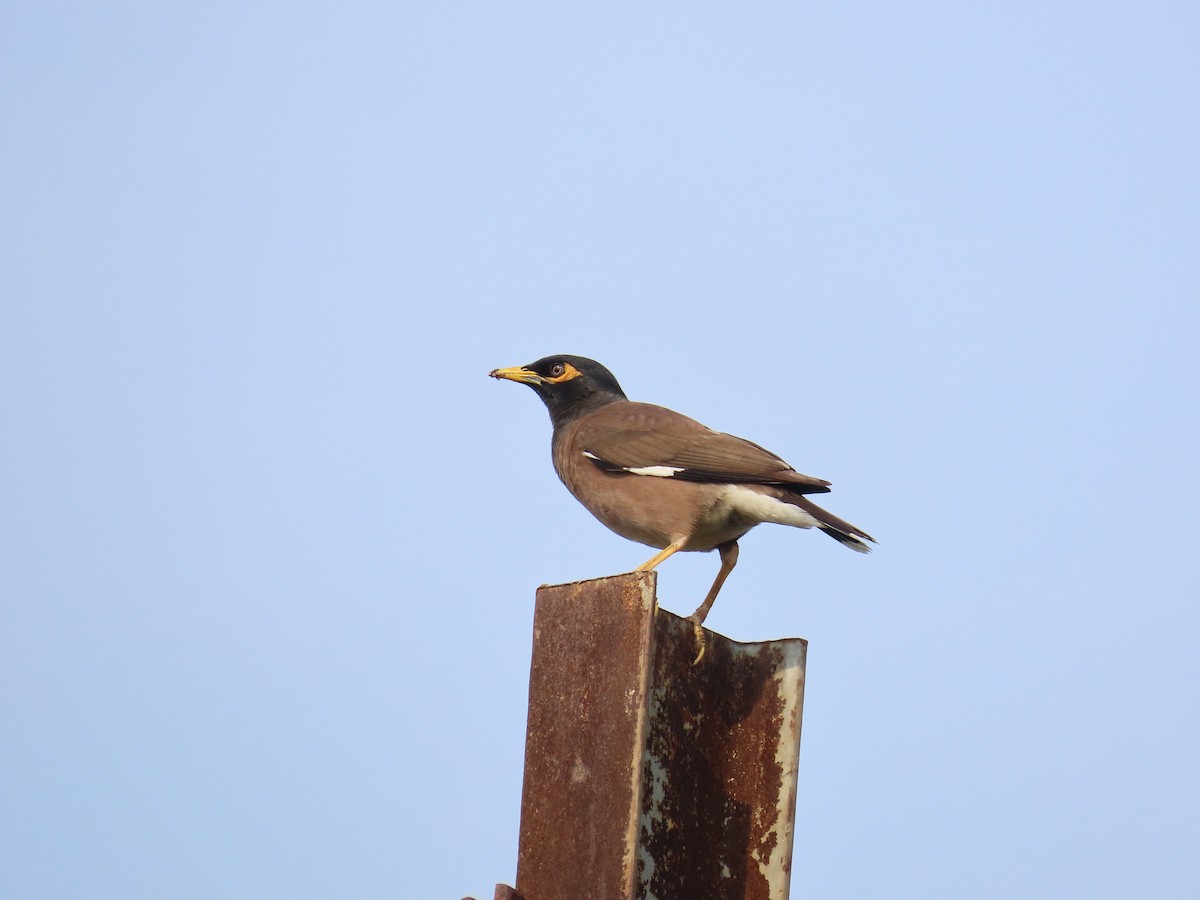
(514, 572), (807, 900)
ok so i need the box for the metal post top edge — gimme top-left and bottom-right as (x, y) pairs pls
(536, 570), (657, 592)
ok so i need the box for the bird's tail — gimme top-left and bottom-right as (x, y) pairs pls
(789, 495), (876, 554)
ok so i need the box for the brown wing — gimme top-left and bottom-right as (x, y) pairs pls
(574, 401), (832, 494)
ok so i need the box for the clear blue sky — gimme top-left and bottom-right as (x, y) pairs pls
(3, 3), (1197, 898)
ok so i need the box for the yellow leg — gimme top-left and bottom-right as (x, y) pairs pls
(688, 541), (740, 665)
(636, 539), (687, 572)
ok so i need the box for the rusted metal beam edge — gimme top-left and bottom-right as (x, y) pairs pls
(516, 572), (657, 900)
(638, 608), (807, 900)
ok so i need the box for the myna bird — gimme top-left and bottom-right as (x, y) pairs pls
(490, 355), (874, 661)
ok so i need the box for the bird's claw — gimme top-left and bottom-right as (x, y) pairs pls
(689, 616), (707, 666)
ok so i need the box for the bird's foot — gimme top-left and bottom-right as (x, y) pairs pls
(687, 614), (707, 666)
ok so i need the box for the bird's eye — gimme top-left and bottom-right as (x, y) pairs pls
(550, 363), (566, 377)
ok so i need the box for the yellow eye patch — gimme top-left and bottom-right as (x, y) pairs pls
(545, 362), (583, 383)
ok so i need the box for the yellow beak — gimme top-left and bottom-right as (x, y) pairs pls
(489, 365), (544, 386)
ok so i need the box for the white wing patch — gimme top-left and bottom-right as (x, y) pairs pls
(626, 465), (684, 477)
(582, 451), (682, 478)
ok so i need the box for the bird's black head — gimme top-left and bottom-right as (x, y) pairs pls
(490, 355), (627, 427)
